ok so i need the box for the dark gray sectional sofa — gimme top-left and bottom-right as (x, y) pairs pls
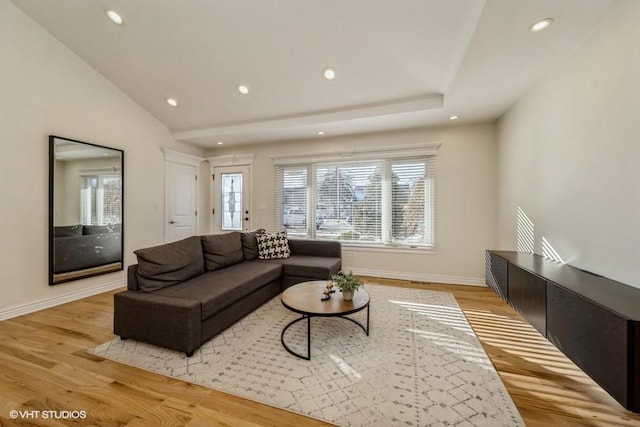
(53, 224), (121, 273)
(113, 231), (341, 356)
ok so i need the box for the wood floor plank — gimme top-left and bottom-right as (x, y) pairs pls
(1, 279), (639, 426)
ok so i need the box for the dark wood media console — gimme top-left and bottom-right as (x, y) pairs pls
(486, 250), (640, 413)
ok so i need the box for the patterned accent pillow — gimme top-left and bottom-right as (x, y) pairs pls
(256, 231), (291, 260)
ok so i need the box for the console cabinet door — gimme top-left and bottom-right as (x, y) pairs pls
(486, 252), (508, 301)
(547, 282), (629, 409)
(634, 323), (640, 412)
(508, 264), (546, 336)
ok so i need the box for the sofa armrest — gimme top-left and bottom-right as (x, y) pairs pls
(127, 264), (140, 291)
(113, 291), (201, 355)
(288, 239), (342, 258)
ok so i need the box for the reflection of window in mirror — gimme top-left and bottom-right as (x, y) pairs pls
(81, 174), (122, 225)
(54, 157), (121, 226)
(49, 135), (124, 285)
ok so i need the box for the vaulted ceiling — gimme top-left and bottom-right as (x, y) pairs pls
(11, 0), (619, 147)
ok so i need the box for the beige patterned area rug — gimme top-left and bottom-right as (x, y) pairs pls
(90, 285), (524, 426)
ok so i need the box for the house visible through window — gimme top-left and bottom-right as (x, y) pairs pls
(275, 154), (435, 249)
(81, 174), (121, 225)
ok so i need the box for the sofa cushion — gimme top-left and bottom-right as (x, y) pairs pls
(83, 224), (121, 235)
(54, 225), (83, 237)
(256, 231), (290, 259)
(240, 229), (265, 261)
(134, 236), (204, 292)
(153, 261), (282, 320)
(259, 255), (341, 280)
(53, 233), (122, 274)
(288, 238), (341, 258)
(202, 232), (243, 271)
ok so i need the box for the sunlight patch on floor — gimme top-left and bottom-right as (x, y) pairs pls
(389, 299), (475, 336)
(328, 353), (362, 381)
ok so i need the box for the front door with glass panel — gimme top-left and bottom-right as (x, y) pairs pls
(212, 165), (251, 232)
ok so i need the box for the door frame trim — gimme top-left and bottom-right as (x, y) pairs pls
(165, 149), (205, 167)
(207, 154), (254, 168)
(208, 154), (254, 234)
(164, 149), (205, 242)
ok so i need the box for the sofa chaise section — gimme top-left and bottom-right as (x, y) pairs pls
(259, 238), (342, 288)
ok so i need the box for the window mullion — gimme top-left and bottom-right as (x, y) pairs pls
(97, 177), (105, 225)
(381, 161), (392, 244)
(425, 159), (435, 247)
(274, 166), (283, 231)
(308, 165), (315, 239)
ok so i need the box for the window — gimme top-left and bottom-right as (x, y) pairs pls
(221, 173), (243, 230)
(280, 167), (308, 237)
(275, 154), (435, 249)
(316, 162), (382, 242)
(81, 174), (121, 225)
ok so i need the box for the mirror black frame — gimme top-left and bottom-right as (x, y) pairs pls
(48, 135), (124, 285)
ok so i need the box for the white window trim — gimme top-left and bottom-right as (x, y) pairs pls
(78, 168), (120, 176)
(271, 142), (440, 165)
(342, 243), (437, 255)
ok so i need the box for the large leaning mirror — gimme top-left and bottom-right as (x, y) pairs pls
(49, 135), (124, 285)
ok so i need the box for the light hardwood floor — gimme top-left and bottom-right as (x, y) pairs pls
(1, 278), (639, 426)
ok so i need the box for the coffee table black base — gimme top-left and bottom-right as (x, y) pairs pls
(280, 306), (370, 360)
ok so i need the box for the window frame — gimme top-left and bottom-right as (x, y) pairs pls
(273, 143), (439, 252)
(80, 172), (122, 226)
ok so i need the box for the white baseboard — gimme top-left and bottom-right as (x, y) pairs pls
(346, 268), (486, 287)
(0, 279), (126, 321)
(0, 270), (483, 321)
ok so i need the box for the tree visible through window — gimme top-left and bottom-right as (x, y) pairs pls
(349, 165), (382, 242)
(392, 161), (428, 244)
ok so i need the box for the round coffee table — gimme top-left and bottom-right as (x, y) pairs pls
(280, 280), (370, 360)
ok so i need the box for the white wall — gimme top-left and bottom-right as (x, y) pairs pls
(208, 123), (498, 285)
(496, 0), (640, 288)
(0, 1), (204, 316)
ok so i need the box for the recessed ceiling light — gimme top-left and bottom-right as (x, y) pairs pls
(106, 10), (123, 25)
(103, 153), (109, 156)
(530, 18), (553, 33)
(322, 67), (336, 80)
(449, 115), (459, 120)
(166, 97), (178, 107)
(317, 131), (325, 135)
(217, 141), (224, 145)
(237, 85), (249, 95)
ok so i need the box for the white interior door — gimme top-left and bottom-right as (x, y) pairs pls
(166, 161), (198, 242)
(212, 165), (251, 233)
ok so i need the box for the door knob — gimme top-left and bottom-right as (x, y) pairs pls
(169, 220), (176, 224)
(244, 217), (249, 221)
